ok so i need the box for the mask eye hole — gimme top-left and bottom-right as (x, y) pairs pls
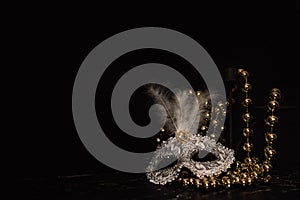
(191, 150), (217, 162)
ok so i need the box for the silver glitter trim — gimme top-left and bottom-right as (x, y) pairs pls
(146, 135), (235, 185)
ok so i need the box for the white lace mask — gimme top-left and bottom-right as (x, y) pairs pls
(145, 86), (235, 185)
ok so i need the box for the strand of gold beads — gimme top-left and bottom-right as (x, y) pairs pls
(177, 70), (281, 190)
(199, 91), (211, 136)
(262, 88), (281, 182)
(226, 69), (257, 187)
(209, 68), (257, 188)
(209, 101), (226, 142)
(238, 69), (253, 159)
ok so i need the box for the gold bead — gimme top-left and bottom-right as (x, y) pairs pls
(200, 125), (208, 131)
(242, 83), (252, 92)
(196, 91), (201, 96)
(244, 157), (252, 164)
(194, 178), (201, 187)
(265, 115), (278, 126)
(210, 179), (217, 188)
(222, 176), (229, 182)
(270, 91), (281, 100)
(190, 178), (194, 184)
(237, 68), (244, 73)
(156, 138), (160, 143)
(226, 100), (230, 107)
(203, 179), (210, 189)
(265, 132), (277, 144)
(241, 172), (248, 179)
(222, 110), (227, 116)
(226, 171), (232, 176)
(218, 101), (225, 107)
(204, 101), (211, 109)
(242, 126), (252, 136)
(211, 120), (218, 126)
(247, 177), (253, 185)
(230, 174), (236, 184)
(270, 88), (281, 100)
(262, 160), (272, 170)
(243, 142), (253, 152)
(241, 162), (247, 169)
(251, 171), (258, 179)
(222, 176), (231, 188)
(271, 88), (281, 94)
(252, 157), (259, 164)
(231, 85), (238, 93)
(264, 146), (276, 158)
(263, 174), (272, 183)
(259, 164), (265, 173)
(204, 111), (211, 120)
(231, 98), (236, 104)
(238, 69), (249, 79)
(253, 164), (261, 172)
(242, 113), (252, 122)
(263, 161), (273, 172)
(214, 107), (221, 114)
(242, 98), (252, 107)
(183, 178), (189, 186)
(268, 100), (279, 110)
(161, 128), (165, 132)
(240, 178), (246, 186)
(233, 161), (241, 170)
(234, 168), (241, 175)
(188, 90), (193, 94)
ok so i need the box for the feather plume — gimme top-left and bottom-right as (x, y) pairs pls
(147, 85), (180, 134)
(146, 84), (214, 136)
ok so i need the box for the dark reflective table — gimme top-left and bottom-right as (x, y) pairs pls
(7, 169), (299, 200)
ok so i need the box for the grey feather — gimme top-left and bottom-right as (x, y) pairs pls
(147, 85), (215, 136)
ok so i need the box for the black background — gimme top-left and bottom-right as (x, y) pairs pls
(5, 3), (299, 184)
